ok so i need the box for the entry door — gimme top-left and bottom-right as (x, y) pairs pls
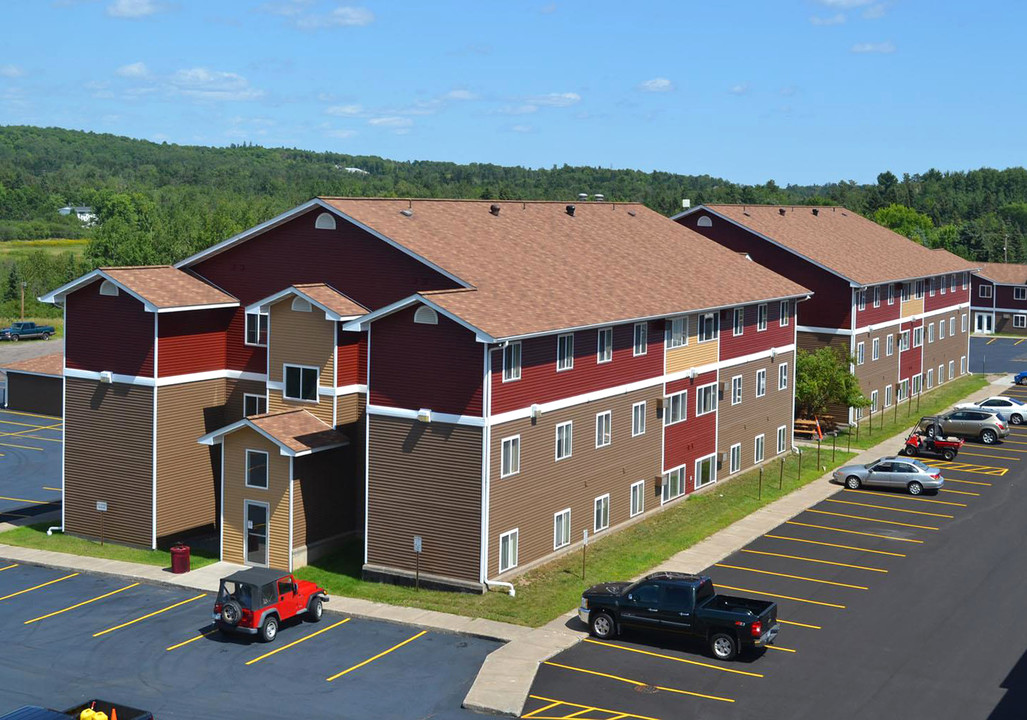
(245, 502), (269, 566)
(976, 313), (993, 334)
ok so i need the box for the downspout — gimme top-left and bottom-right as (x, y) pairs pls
(48, 299), (67, 536)
(484, 579), (516, 597)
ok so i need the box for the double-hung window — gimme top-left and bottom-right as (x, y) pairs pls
(949, 317), (956, 336)
(780, 301), (790, 326)
(926, 369), (934, 389)
(928, 323), (935, 343)
(756, 368), (767, 398)
(856, 342), (865, 365)
(594, 494), (610, 532)
(901, 283), (911, 302)
(870, 389), (879, 412)
(245, 310), (269, 346)
(665, 391), (687, 425)
(555, 422), (573, 460)
(557, 334), (574, 371)
(885, 384), (893, 407)
(630, 481), (645, 517)
(597, 327), (613, 364)
(503, 342), (521, 381)
(733, 307), (744, 336)
(872, 338), (880, 361)
(776, 425), (787, 454)
(631, 401), (646, 436)
(595, 411), (612, 448)
(939, 321), (945, 340)
(929, 278), (936, 296)
(951, 275), (957, 292)
(856, 289), (866, 311)
(899, 330), (910, 351)
(754, 434), (765, 463)
(757, 304), (768, 331)
(245, 450), (268, 489)
(980, 284), (993, 299)
(962, 313), (968, 332)
(940, 277), (946, 295)
(731, 375), (743, 405)
(887, 284), (895, 305)
(668, 317), (687, 348)
(696, 384), (717, 416)
(729, 443), (741, 474)
(553, 510), (571, 550)
(633, 322), (648, 356)
(500, 436), (520, 478)
(778, 362), (788, 391)
(913, 326), (923, 348)
(284, 365), (318, 402)
(499, 529), (518, 573)
(873, 286), (881, 307)
(886, 334), (894, 356)
(915, 280), (924, 299)
(697, 313), (718, 343)
(961, 356), (966, 375)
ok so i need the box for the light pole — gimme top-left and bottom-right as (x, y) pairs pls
(20, 281), (26, 321)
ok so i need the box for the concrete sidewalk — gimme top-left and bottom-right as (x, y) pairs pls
(462, 374), (1007, 716)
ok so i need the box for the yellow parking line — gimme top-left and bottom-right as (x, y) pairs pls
(522, 699), (563, 719)
(326, 630), (426, 681)
(939, 488), (980, 496)
(1, 434), (61, 443)
(825, 499), (954, 518)
(0, 441), (43, 451)
(0, 563), (18, 572)
(955, 451), (1018, 462)
(715, 564), (869, 589)
(764, 534), (907, 557)
(995, 439), (1027, 446)
(166, 627), (220, 651)
(779, 619), (821, 630)
(842, 489), (967, 508)
(583, 638), (764, 677)
(0, 419), (57, 429)
(785, 521), (923, 543)
(974, 445), (1027, 454)
(246, 619), (350, 665)
(715, 584), (846, 609)
(0, 409), (61, 421)
(24, 583), (138, 624)
(43, 487), (61, 492)
(93, 594), (206, 637)
(806, 509), (939, 530)
(943, 478), (993, 487)
(740, 549), (887, 572)
(0, 573), (78, 602)
(765, 644), (797, 653)
(0, 495), (52, 506)
(986, 338), (997, 345)
(1016, 339), (1027, 346)
(542, 662), (735, 703)
(526, 695), (659, 720)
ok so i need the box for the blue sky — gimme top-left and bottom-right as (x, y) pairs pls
(1, 0), (1024, 185)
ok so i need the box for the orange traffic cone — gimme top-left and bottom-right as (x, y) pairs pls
(110, 709), (117, 720)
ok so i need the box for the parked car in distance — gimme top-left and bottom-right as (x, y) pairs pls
(1014, 371), (1027, 386)
(957, 396), (1027, 424)
(578, 572), (779, 661)
(0, 699), (152, 720)
(0, 322), (55, 341)
(213, 567), (328, 643)
(918, 409), (1010, 444)
(832, 456), (944, 495)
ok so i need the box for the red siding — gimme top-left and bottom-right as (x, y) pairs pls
(719, 301), (794, 361)
(223, 308), (266, 374)
(679, 210), (851, 330)
(663, 370), (718, 480)
(157, 308), (233, 377)
(971, 276), (995, 310)
(337, 326), (366, 386)
(490, 321), (664, 415)
(991, 285), (1027, 312)
(855, 284), (900, 327)
(66, 279), (154, 377)
(898, 318), (923, 382)
(369, 306), (482, 416)
(925, 274), (971, 312)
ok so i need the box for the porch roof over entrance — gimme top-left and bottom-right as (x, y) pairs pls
(198, 409), (349, 456)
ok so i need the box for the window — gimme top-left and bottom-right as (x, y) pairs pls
(885, 384), (893, 407)
(555, 422), (573, 460)
(553, 509), (571, 550)
(899, 330), (910, 351)
(668, 317), (687, 348)
(928, 323), (935, 343)
(915, 280), (924, 299)
(913, 327), (923, 348)
(886, 334), (894, 356)
(413, 306), (438, 325)
(314, 212), (336, 230)
(245, 310), (268, 346)
(780, 301), (790, 326)
(897, 379), (909, 402)
(697, 313), (718, 343)
(731, 375), (743, 405)
(980, 284), (993, 299)
(950, 275), (957, 293)
(503, 342), (521, 381)
(595, 411), (612, 448)
(776, 425), (787, 454)
(245, 450), (268, 489)
(284, 364), (318, 401)
(630, 480), (645, 517)
(696, 384), (717, 416)
(940, 277), (946, 295)
(695, 455), (715, 489)
(926, 369), (934, 389)
(962, 313), (968, 333)
(291, 296), (311, 313)
(901, 282), (911, 302)
(939, 364), (945, 383)
(870, 389), (879, 413)
(501, 436), (520, 477)
(962, 273), (968, 290)
(733, 308), (744, 336)
(873, 286), (881, 307)
(912, 374), (922, 396)
(1015, 315), (1027, 329)
(499, 529), (518, 573)
(872, 338), (880, 361)
(949, 360), (955, 380)
(632, 401), (646, 437)
(887, 284), (895, 305)
(756, 368), (767, 398)
(665, 391), (687, 425)
(961, 356), (966, 375)
(243, 393), (267, 417)
(949, 317), (956, 336)
(662, 467), (685, 502)
(729, 443), (742, 474)
(856, 289), (866, 311)
(597, 327), (613, 364)
(557, 334), (574, 371)
(856, 342), (865, 365)
(929, 278), (936, 297)
(594, 494), (610, 532)
(633, 322), (648, 356)
(757, 303), (768, 331)
(939, 320), (945, 340)
(778, 362), (788, 390)
(754, 434), (765, 464)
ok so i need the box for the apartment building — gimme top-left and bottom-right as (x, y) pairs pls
(970, 262), (1027, 335)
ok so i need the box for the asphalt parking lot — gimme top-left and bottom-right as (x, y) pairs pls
(0, 563), (500, 719)
(0, 408), (62, 520)
(525, 386), (1027, 720)
(970, 335), (1027, 374)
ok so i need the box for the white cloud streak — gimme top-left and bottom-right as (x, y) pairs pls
(814, 0), (874, 7)
(116, 61), (150, 78)
(810, 13), (846, 25)
(169, 68), (264, 101)
(106, 0), (165, 18)
(639, 77), (673, 92)
(851, 41), (896, 53)
(0, 64), (25, 78)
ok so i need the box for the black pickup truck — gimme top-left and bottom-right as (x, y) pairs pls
(578, 571), (779, 660)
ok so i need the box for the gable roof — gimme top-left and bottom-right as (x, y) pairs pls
(0, 352), (62, 377)
(679, 205), (978, 286)
(975, 261), (1027, 285)
(40, 265), (238, 313)
(247, 283), (368, 321)
(197, 409), (349, 456)
(320, 198), (810, 340)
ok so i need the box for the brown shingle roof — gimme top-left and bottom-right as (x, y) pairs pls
(321, 198), (810, 338)
(101, 266), (238, 310)
(291, 283), (367, 318)
(702, 205), (978, 286)
(248, 410), (349, 454)
(975, 261), (1027, 285)
(0, 352), (62, 377)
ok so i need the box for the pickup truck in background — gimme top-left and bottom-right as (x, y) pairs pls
(578, 571), (780, 660)
(0, 322), (55, 341)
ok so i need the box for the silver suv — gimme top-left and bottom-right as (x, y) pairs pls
(920, 409), (1010, 444)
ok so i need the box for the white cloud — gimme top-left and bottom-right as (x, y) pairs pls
(294, 5), (374, 30)
(511, 124), (533, 133)
(170, 68), (264, 101)
(851, 41), (895, 53)
(527, 92), (581, 107)
(495, 104), (538, 115)
(729, 83), (751, 95)
(540, 3), (557, 13)
(327, 128), (357, 138)
(0, 64), (25, 78)
(116, 61), (150, 78)
(326, 103), (363, 116)
(809, 13), (845, 25)
(444, 89), (478, 101)
(258, 0), (314, 16)
(862, 3), (887, 19)
(814, 0), (874, 7)
(639, 77), (673, 93)
(368, 116), (413, 128)
(106, 0), (165, 18)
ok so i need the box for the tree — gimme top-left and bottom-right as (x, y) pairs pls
(795, 347), (868, 419)
(873, 204), (933, 244)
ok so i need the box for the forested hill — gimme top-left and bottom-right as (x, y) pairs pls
(2, 125), (1027, 267)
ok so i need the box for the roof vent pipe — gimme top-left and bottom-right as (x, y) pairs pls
(682, 199), (691, 209)
(812, 208), (819, 216)
(566, 205), (576, 217)
(778, 208), (786, 216)
(577, 193), (588, 201)
(400, 209), (413, 217)
(593, 193), (605, 202)
(489, 204), (500, 216)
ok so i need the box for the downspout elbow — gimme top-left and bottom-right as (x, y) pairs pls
(484, 579), (516, 597)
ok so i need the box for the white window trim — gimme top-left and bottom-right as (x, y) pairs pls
(926, 369), (934, 389)
(928, 323), (935, 343)
(886, 334), (894, 356)
(873, 286), (881, 308)
(856, 341), (865, 366)
(697, 312), (718, 344)
(776, 425), (787, 455)
(913, 327), (923, 348)
(667, 316), (688, 349)
(243, 393), (267, 417)
(553, 509), (571, 550)
(695, 454), (717, 489)
(555, 421), (573, 461)
(556, 333), (574, 372)
(870, 389), (879, 412)
(962, 313), (968, 332)
(595, 411), (612, 448)
(632, 400), (646, 437)
(756, 368), (767, 398)
(856, 289), (866, 311)
(665, 390), (687, 425)
(961, 356), (966, 375)
(754, 433), (765, 464)
(633, 322), (648, 357)
(1015, 315), (1027, 329)
(245, 449), (269, 489)
(887, 284), (895, 305)
(949, 317), (956, 336)
(597, 327), (614, 364)
(243, 500), (270, 567)
(696, 382), (718, 416)
(929, 278), (936, 297)
(594, 494), (611, 532)
(872, 338), (880, 361)
(778, 362), (788, 391)
(283, 363), (320, 403)
(245, 309), (269, 348)
(729, 442), (742, 474)
(757, 303), (768, 332)
(630, 480), (645, 517)
(662, 467), (686, 503)
(499, 529), (519, 573)
(731, 374), (743, 406)
(979, 284), (993, 298)
(502, 341), (522, 382)
(733, 307), (744, 336)
(779, 300), (790, 327)
(500, 435), (520, 478)
(885, 384), (893, 407)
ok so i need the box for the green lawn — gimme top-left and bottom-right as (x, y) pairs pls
(0, 523), (219, 570)
(296, 449), (856, 628)
(0, 238), (88, 259)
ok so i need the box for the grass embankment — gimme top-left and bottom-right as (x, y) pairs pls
(836, 374), (989, 451)
(0, 238), (88, 259)
(296, 450), (856, 628)
(0, 523), (219, 570)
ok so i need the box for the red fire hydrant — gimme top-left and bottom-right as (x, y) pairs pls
(170, 542), (190, 574)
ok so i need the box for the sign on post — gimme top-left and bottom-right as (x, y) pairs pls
(96, 501), (107, 512)
(413, 535), (422, 590)
(413, 535), (422, 553)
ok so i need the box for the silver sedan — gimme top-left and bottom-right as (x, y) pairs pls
(831, 456), (944, 495)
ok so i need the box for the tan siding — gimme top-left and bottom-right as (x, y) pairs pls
(718, 354), (794, 473)
(268, 300), (335, 384)
(224, 378), (269, 422)
(292, 447), (358, 550)
(222, 428), (291, 569)
(901, 297), (924, 318)
(335, 393), (366, 426)
(268, 388), (333, 425)
(796, 330), (850, 355)
(5, 373), (62, 417)
(367, 415), (481, 582)
(489, 385), (663, 578)
(64, 377), (153, 546)
(666, 315), (719, 373)
(853, 327), (899, 417)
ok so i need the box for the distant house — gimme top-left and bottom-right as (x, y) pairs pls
(58, 206), (97, 225)
(333, 165), (370, 175)
(970, 262), (1027, 334)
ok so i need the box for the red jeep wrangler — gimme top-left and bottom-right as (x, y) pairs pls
(212, 568), (328, 643)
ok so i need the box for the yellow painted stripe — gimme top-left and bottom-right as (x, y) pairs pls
(0, 495), (52, 506)
(740, 548), (887, 572)
(997, 438), (1027, 446)
(970, 445), (1027, 454)
(784, 521), (923, 543)
(42, 487), (61, 492)
(2, 434), (61, 443)
(942, 477), (993, 487)
(766, 531), (908, 555)
(542, 662), (735, 703)
(583, 638), (763, 677)
(939, 488), (980, 496)
(246, 618), (350, 665)
(521, 700), (563, 719)
(166, 627), (220, 651)
(955, 451), (1018, 462)
(562, 709), (592, 720)
(807, 509), (939, 530)
(715, 564), (869, 589)
(842, 489), (967, 507)
(527, 696), (659, 720)
(24, 583), (138, 624)
(0, 563), (19, 572)
(1015, 339), (1026, 346)
(715, 584), (846, 609)
(0, 409), (61, 421)
(93, 594), (206, 637)
(826, 498), (955, 517)
(0, 419), (58, 429)
(765, 644), (797, 653)
(0, 442), (43, 451)
(986, 338), (997, 345)
(778, 619), (821, 630)
(0, 572), (78, 602)
(326, 630), (426, 681)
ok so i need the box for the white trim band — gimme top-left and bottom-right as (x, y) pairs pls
(367, 404), (485, 427)
(64, 367), (267, 387)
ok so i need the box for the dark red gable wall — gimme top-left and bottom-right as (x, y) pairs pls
(719, 301), (794, 361)
(370, 306), (482, 416)
(855, 285), (899, 327)
(993, 285), (1027, 311)
(337, 326), (366, 386)
(898, 318), (922, 382)
(66, 279), (154, 376)
(679, 211), (850, 330)
(157, 308), (233, 377)
(971, 276), (995, 309)
(663, 370), (717, 481)
(490, 321), (663, 415)
(925, 274), (971, 312)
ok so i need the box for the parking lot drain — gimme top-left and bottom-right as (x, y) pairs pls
(635, 684), (659, 694)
